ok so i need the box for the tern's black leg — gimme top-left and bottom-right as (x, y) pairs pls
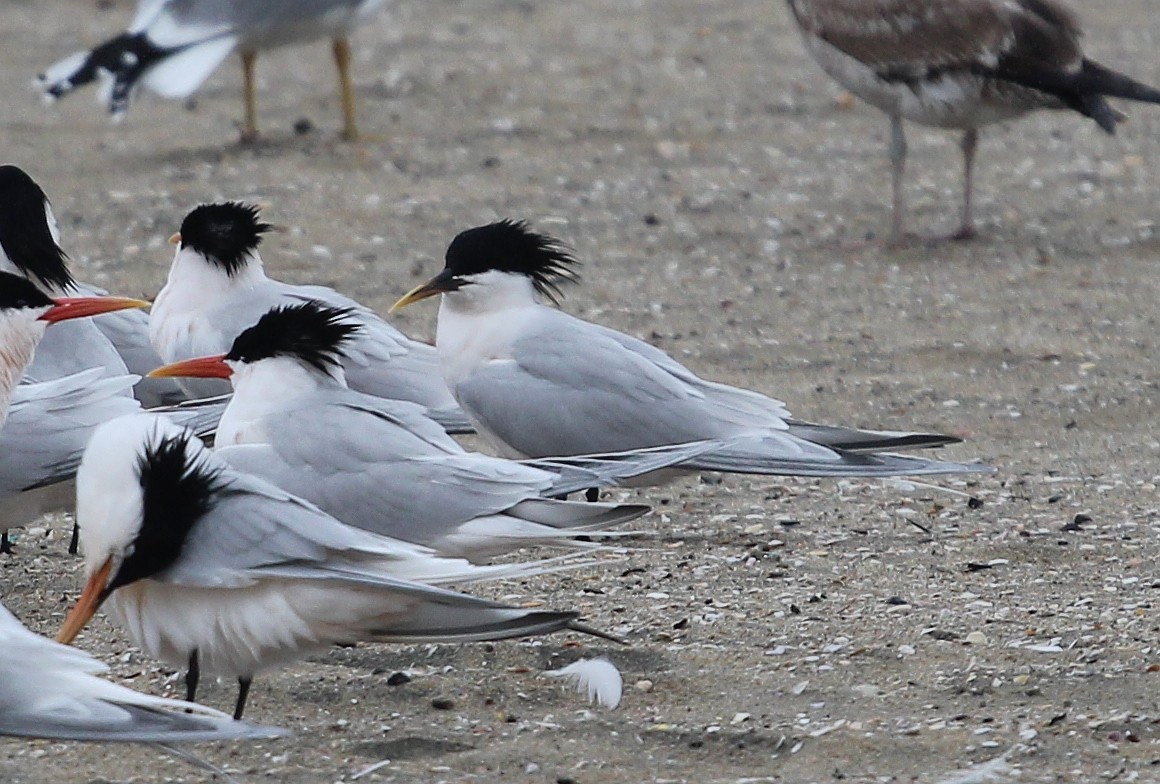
(585, 487), (599, 503)
(68, 523), (80, 555)
(185, 649), (200, 703)
(0, 531), (12, 554)
(234, 676), (253, 720)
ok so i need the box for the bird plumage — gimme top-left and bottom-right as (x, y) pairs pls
(37, 0), (390, 139)
(393, 221), (983, 480)
(149, 202), (466, 427)
(786, 0), (1160, 238)
(0, 601), (286, 743)
(61, 413), (598, 717)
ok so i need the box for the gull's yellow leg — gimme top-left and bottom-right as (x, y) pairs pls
(333, 37), (359, 141)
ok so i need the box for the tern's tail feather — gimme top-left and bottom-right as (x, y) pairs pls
(368, 608), (580, 644)
(785, 420), (961, 453)
(148, 394), (229, 441)
(38, 34), (234, 116)
(426, 407), (477, 435)
(681, 436), (987, 478)
(528, 441), (719, 496)
(507, 498), (649, 529)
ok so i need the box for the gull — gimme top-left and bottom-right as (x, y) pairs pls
(146, 302), (722, 560)
(36, 0), (390, 141)
(58, 413), (608, 720)
(786, 0), (1160, 240)
(0, 163), (185, 406)
(0, 600), (285, 744)
(150, 201), (468, 430)
(391, 220), (984, 480)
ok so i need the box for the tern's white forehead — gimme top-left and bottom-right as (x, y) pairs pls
(76, 414), (196, 575)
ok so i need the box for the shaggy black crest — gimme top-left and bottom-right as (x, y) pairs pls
(105, 430), (224, 595)
(226, 301), (363, 373)
(444, 220), (580, 303)
(179, 202), (272, 276)
(0, 270), (57, 312)
(0, 165), (75, 291)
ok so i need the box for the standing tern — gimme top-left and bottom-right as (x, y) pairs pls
(0, 601), (285, 743)
(785, 0), (1160, 240)
(58, 413), (607, 720)
(144, 302), (704, 561)
(0, 164), (184, 406)
(37, 0), (389, 141)
(391, 220), (984, 480)
(150, 201), (468, 430)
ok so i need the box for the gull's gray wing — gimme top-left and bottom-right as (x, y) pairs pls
(0, 602), (286, 743)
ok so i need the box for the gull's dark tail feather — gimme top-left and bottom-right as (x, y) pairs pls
(37, 33), (170, 116)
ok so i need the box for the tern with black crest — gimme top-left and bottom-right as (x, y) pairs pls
(37, 0), (389, 141)
(392, 220), (984, 481)
(786, 0), (1160, 239)
(0, 271), (155, 552)
(58, 413), (607, 720)
(0, 164), (183, 406)
(148, 301), (718, 560)
(150, 202), (468, 431)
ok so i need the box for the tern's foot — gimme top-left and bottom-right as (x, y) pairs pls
(949, 223), (979, 242)
(0, 531), (12, 555)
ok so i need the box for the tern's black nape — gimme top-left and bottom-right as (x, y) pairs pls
(226, 301), (362, 374)
(105, 430), (224, 597)
(179, 202), (272, 277)
(445, 220), (580, 303)
(0, 270), (56, 312)
(0, 165), (74, 291)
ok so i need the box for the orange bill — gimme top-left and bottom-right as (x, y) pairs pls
(57, 557), (114, 644)
(147, 354), (233, 379)
(40, 296), (150, 323)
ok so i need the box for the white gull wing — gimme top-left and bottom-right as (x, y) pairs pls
(0, 602), (285, 742)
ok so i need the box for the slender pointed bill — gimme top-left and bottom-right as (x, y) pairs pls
(57, 557), (114, 644)
(40, 296), (150, 323)
(147, 354), (233, 379)
(389, 270), (457, 313)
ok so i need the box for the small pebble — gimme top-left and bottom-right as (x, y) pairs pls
(431, 697), (455, 710)
(634, 679), (654, 693)
(965, 631), (989, 645)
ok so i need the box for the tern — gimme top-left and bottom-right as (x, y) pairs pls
(37, 0), (389, 141)
(150, 201), (468, 430)
(0, 601), (285, 744)
(0, 164), (184, 406)
(0, 271), (153, 553)
(392, 220), (984, 480)
(143, 301), (722, 560)
(58, 413), (608, 720)
(786, 0), (1160, 241)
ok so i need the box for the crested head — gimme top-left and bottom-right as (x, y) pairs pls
(0, 165), (74, 291)
(0, 270), (56, 313)
(77, 414), (223, 591)
(226, 301), (362, 374)
(445, 220), (579, 303)
(178, 202), (272, 276)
